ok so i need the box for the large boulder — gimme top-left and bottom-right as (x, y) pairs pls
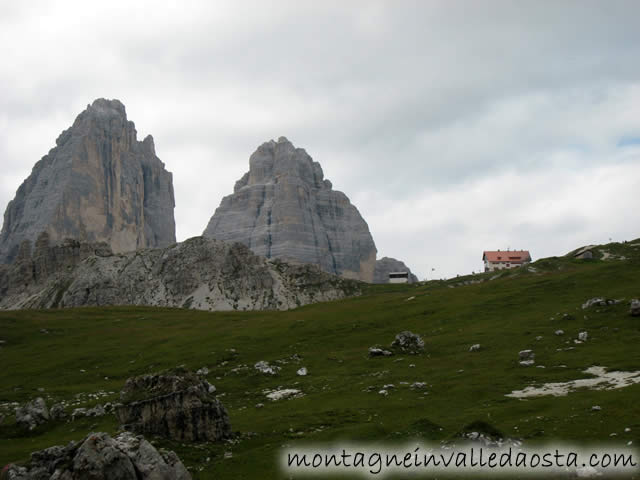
(203, 137), (377, 282)
(115, 368), (231, 442)
(0, 98), (175, 265)
(1, 432), (191, 480)
(15, 398), (49, 431)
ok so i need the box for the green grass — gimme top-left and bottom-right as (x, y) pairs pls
(1, 240), (640, 479)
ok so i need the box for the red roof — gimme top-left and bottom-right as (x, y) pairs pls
(482, 250), (531, 263)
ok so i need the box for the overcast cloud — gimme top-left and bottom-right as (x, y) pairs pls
(1, 1), (639, 279)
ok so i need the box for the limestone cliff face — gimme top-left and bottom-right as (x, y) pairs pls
(0, 236), (361, 311)
(203, 137), (377, 282)
(0, 98), (175, 264)
(373, 257), (419, 283)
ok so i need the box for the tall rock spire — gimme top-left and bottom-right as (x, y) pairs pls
(203, 137), (377, 282)
(0, 98), (176, 263)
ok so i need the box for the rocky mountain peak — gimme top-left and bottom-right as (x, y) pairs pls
(0, 98), (175, 264)
(235, 136), (330, 193)
(204, 137), (377, 282)
(55, 98), (134, 147)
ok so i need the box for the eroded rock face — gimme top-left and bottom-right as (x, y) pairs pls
(115, 369), (231, 443)
(373, 257), (419, 283)
(1, 432), (191, 480)
(0, 236), (361, 311)
(0, 98), (175, 264)
(203, 137), (377, 282)
(0, 232), (112, 302)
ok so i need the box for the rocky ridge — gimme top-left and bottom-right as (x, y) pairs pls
(203, 137), (378, 282)
(0, 236), (361, 311)
(0, 98), (176, 264)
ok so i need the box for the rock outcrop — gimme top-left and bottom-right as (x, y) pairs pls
(203, 137), (377, 282)
(373, 257), (419, 283)
(14, 398), (49, 431)
(0, 232), (111, 300)
(116, 369), (231, 442)
(1, 432), (191, 480)
(0, 98), (175, 265)
(391, 331), (425, 354)
(0, 236), (361, 311)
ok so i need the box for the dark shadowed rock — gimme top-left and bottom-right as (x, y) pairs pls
(1, 431), (191, 480)
(391, 331), (425, 354)
(0, 98), (175, 265)
(0, 236), (361, 311)
(49, 403), (67, 421)
(373, 257), (419, 283)
(115, 369), (232, 442)
(203, 137), (377, 282)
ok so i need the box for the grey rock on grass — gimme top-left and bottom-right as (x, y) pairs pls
(49, 403), (67, 421)
(391, 331), (425, 354)
(115, 369), (231, 443)
(368, 346), (394, 357)
(15, 398), (49, 431)
(255, 361), (281, 375)
(1, 431), (191, 479)
(519, 350), (535, 366)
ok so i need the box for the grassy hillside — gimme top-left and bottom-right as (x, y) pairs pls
(1, 240), (639, 479)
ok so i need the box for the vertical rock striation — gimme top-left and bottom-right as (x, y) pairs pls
(203, 137), (377, 282)
(0, 98), (175, 264)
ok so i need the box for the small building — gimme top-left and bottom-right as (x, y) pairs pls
(482, 250), (531, 272)
(388, 271), (410, 284)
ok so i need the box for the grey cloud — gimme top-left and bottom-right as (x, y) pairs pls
(1, 1), (639, 278)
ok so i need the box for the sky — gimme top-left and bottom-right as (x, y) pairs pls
(1, 1), (639, 280)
